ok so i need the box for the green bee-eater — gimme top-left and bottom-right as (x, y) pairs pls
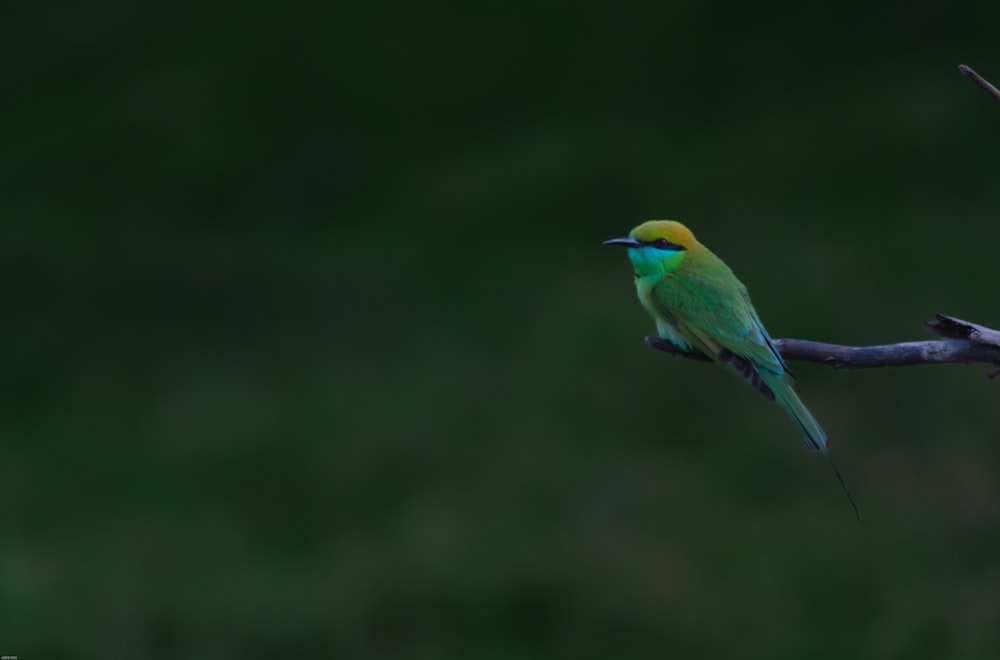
(606, 220), (860, 519)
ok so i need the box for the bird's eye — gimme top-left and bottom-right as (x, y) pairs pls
(654, 238), (670, 248)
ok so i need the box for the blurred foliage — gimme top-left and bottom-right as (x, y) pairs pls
(3, 1), (1000, 658)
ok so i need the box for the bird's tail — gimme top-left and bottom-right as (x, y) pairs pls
(762, 372), (862, 521)
(761, 372), (827, 453)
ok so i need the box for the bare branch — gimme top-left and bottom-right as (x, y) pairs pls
(959, 64), (1000, 103)
(646, 315), (1000, 379)
(772, 337), (1000, 373)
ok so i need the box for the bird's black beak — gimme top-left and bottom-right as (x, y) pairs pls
(603, 237), (642, 247)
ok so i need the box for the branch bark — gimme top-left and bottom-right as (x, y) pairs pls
(646, 315), (1000, 379)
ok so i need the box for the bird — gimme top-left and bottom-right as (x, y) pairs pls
(605, 220), (861, 520)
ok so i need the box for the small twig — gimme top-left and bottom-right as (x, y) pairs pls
(959, 64), (1000, 104)
(646, 315), (1000, 379)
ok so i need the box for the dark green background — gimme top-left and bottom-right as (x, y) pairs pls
(4, 3), (1000, 658)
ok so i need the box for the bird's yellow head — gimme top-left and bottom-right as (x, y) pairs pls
(604, 220), (698, 278)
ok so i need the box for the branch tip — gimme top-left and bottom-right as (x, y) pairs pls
(958, 64), (1000, 103)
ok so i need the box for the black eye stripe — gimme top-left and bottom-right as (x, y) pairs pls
(645, 238), (686, 251)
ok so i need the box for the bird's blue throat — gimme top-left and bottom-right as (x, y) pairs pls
(627, 246), (686, 279)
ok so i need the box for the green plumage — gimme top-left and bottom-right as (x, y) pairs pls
(606, 220), (860, 519)
(645, 246), (826, 453)
(618, 220), (827, 453)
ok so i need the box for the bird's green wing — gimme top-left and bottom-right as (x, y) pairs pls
(651, 251), (828, 456)
(650, 254), (787, 376)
